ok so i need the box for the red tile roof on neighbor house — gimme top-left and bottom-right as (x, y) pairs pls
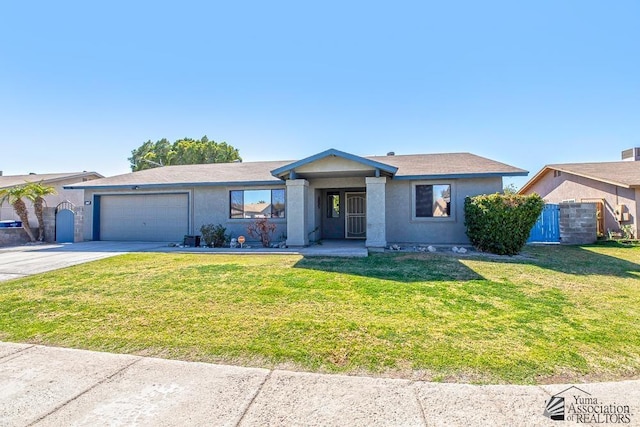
(0, 172), (103, 189)
(64, 151), (527, 190)
(519, 161), (640, 193)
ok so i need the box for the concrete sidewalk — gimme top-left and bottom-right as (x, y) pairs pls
(1, 343), (638, 426)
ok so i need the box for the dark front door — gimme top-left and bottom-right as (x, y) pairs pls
(322, 191), (345, 239)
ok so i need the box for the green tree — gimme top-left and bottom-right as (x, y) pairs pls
(26, 182), (57, 241)
(128, 136), (241, 171)
(0, 185), (37, 242)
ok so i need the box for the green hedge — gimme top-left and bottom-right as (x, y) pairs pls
(464, 193), (544, 255)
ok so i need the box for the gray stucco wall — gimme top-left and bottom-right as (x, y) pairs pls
(83, 186), (287, 245)
(193, 185), (287, 244)
(385, 177), (504, 245)
(82, 176), (504, 245)
(522, 170), (637, 236)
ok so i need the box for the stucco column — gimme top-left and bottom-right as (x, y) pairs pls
(286, 179), (309, 247)
(366, 176), (387, 249)
(635, 188), (640, 238)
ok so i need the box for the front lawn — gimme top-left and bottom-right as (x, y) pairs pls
(1, 245), (638, 384)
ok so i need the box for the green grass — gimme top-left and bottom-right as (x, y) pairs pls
(1, 245), (639, 384)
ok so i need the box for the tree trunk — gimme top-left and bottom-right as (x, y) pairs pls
(34, 197), (45, 241)
(12, 199), (37, 242)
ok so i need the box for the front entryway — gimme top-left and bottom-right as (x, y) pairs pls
(321, 190), (366, 239)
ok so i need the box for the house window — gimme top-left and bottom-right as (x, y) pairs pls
(554, 170), (562, 177)
(230, 189), (285, 219)
(415, 184), (451, 218)
(327, 192), (340, 218)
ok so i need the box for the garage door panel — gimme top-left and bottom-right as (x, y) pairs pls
(100, 194), (188, 241)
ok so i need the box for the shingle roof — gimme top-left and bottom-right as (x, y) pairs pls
(370, 152), (527, 179)
(0, 172), (103, 189)
(65, 152), (527, 189)
(65, 161), (291, 189)
(520, 161), (640, 193)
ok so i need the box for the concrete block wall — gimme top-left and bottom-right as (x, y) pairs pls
(42, 205), (85, 243)
(43, 207), (56, 243)
(74, 206), (84, 243)
(0, 228), (32, 246)
(560, 202), (597, 244)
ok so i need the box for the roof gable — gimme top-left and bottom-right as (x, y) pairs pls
(271, 149), (398, 179)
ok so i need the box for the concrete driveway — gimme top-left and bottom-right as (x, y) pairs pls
(0, 242), (167, 282)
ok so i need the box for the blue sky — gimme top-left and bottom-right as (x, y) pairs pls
(1, 1), (638, 189)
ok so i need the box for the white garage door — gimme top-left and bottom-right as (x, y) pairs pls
(99, 193), (189, 242)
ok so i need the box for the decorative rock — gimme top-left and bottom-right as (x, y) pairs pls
(278, 241), (287, 248)
(427, 246), (436, 253)
(458, 247), (467, 254)
(390, 244), (401, 251)
(452, 246), (459, 253)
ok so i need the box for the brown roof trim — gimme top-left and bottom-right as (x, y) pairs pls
(518, 166), (552, 194)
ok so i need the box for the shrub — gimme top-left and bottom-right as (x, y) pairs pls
(247, 217), (277, 247)
(464, 193), (544, 255)
(200, 223), (230, 247)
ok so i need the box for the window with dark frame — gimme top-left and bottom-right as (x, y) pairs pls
(415, 184), (451, 218)
(229, 189), (286, 219)
(327, 192), (340, 218)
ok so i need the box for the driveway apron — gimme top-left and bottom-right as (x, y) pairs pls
(0, 242), (167, 281)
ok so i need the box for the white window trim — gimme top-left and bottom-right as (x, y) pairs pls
(411, 181), (455, 222)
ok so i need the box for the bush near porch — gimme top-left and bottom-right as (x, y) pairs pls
(465, 193), (544, 255)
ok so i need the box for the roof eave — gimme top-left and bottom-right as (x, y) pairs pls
(394, 171), (529, 181)
(64, 180), (285, 190)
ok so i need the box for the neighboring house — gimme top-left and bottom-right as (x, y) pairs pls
(65, 149), (527, 248)
(518, 148), (640, 237)
(0, 171), (104, 227)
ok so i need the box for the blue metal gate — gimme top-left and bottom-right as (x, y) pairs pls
(56, 209), (75, 243)
(528, 204), (560, 243)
